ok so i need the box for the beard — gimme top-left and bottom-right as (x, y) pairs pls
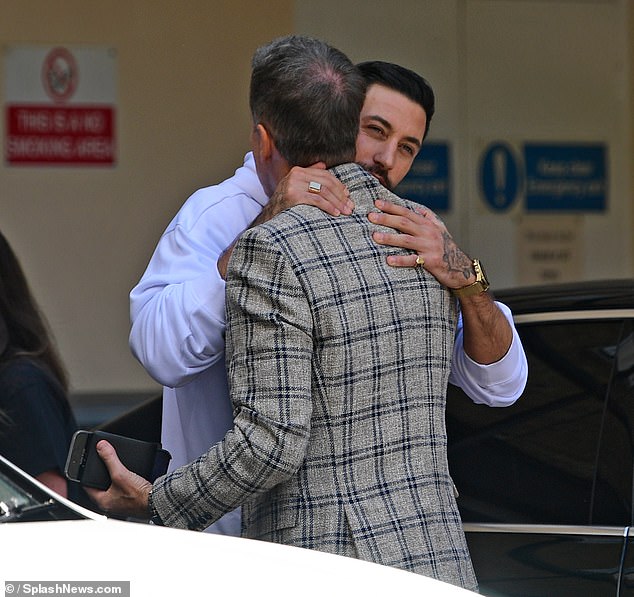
(358, 162), (393, 191)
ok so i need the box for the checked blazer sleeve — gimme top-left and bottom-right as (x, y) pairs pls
(149, 228), (313, 531)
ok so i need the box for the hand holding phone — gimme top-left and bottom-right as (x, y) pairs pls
(65, 430), (171, 490)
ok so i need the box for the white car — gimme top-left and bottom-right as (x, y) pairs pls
(0, 455), (475, 596)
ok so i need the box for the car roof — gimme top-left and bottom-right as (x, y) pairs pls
(0, 455), (476, 595)
(492, 278), (634, 315)
(1, 518), (476, 596)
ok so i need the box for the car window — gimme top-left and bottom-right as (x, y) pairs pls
(592, 319), (634, 525)
(447, 318), (628, 526)
(0, 457), (89, 522)
(0, 472), (38, 515)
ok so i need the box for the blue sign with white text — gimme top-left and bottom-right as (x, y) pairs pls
(480, 143), (520, 211)
(395, 142), (450, 212)
(524, 144), (607, 211)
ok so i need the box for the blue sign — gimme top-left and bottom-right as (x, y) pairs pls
(395, 142), (450, 212)
(479, 143), (520, 211)
(524, 143), (607, 211)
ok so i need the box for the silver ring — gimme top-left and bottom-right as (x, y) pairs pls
(308, 181), (322, 194)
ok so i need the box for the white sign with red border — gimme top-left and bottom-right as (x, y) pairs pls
(4, 45), (117, 166)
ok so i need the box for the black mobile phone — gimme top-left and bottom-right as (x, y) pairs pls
(65, 430), (170, 490)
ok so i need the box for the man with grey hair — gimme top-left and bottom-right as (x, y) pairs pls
(88, 35), (478, 591)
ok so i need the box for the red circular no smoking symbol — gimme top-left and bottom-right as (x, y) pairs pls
(41, 47), (78, 102)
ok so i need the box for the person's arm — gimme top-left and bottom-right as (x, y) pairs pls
(129, 187), (263, 388)
(36, 470), (69, 497)
(368, 199), (527, 404)
(89, 229), (314, 529)
(449, 301), (527, 406)
(0, 365), (78, 490)
(130, 229), (236, 387)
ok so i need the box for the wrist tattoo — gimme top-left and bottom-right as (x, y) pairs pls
(442, 232), (472, 280)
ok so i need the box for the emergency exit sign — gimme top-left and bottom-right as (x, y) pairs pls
(524, 143), (606, 211)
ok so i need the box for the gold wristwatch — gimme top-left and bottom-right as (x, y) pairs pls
(451, 259), (490, 298)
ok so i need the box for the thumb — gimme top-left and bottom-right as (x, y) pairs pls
(310, 161), (327, 170)
(95, 439), (123, 474)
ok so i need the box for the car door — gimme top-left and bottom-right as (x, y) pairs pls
(594, 317), (634, 594)
(447, 313), (634, 596)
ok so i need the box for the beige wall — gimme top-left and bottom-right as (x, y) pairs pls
(296, 0), (633, 286)
(1, 1), (293, 394)
(2, 1), (632, 398)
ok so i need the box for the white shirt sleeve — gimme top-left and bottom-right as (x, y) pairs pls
(129, 155), (267, 388)
(448, 301), (527, 407)
(129, 220), (231, 387)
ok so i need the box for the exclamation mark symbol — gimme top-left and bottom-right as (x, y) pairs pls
(493, 148), (507, 207)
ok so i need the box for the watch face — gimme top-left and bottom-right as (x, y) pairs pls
(479, 261), (486, 280)
(474, 259), (489, 287)
(452, 259), (490, 297)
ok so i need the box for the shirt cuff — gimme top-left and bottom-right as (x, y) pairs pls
(450, 301), (528, 406)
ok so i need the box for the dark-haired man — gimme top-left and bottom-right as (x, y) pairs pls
(356, 61), (523, 390)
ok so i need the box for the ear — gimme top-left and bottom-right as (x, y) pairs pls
(253, 123), (274, 161)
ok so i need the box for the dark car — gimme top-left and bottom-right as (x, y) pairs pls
(447, 279), (634, 596)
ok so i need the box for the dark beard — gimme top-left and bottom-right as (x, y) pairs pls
(358, 163), (392, 191)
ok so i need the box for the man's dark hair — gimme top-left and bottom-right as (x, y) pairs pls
(357, 61), (435, 141)
(250, 35), (365, 168)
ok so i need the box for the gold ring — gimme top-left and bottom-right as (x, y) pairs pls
(415, 255), (425, 267)
(308, 181), (322, 194)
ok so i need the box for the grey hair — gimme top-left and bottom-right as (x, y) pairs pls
(250, 35), (365, 168)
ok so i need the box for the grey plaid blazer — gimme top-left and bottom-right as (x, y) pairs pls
(151, 163), (477, 591)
